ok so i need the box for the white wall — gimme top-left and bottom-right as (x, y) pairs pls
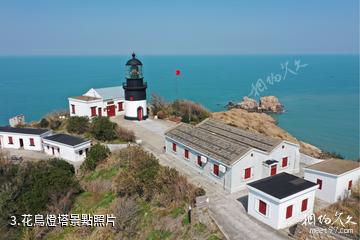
(304, 170), (338, 203)
(125, 100), (147, 118)
(68, 98), (125, 118)
(248, 187), (316, 230)
(43, 140), (91, 162)
(165, 137), (231, 191)
(0, 131), (51, 151)
(305, 168), (360, 203)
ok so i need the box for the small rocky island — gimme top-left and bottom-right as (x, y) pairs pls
(227, 96), (284, 113)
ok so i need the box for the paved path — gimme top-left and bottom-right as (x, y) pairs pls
(113, 117), (289, 240)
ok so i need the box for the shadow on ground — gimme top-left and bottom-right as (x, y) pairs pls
(237, 195), (248, 211)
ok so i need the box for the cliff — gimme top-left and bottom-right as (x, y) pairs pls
(211, 109), (322, 158)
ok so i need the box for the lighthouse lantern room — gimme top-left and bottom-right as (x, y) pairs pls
(123, 53), (148, 121)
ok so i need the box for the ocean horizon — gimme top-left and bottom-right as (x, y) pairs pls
(0, 55), (358, 159)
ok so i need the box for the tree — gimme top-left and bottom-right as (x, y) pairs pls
(81, 144), (110, 171)
(90, 117), (117, 141)
(66, 116), (89, 134)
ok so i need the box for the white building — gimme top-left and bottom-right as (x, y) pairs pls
(43, 133), (91, 162)
(247, 172), (318, 230)
(304, 159), (360, 203)
(165, 118), (300, 193)
(68, 86), (125, 119)
(0, 126), (52, 151)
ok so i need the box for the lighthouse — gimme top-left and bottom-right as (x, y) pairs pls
(123, 53), (148, 120)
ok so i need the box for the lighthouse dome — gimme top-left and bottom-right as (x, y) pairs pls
(126, 53), (143, 66)
(125, 53), (143, 79)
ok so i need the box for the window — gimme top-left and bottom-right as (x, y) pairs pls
(286, 205), (293, 219)
(79, 150), (83, 155)
(348, 180), (353, 190)
(317, 179), (322, 190)
(197, 156), (202, 167)
(259, 200), (267, 215)
(213, 164), (219, 176)
(71, 104), (75, 114)
(282, 157), (288, 167)
(244, 167), (251, 179)
(57, 148), (60, 153)
(301, 199), (308, 212)
(29, 138), (35, 146)
(130, 96), (134, 101)
(184, 149), (189, 159)
(118, 102), (123, 111)
(8, 136), (13, 144)
(172, 143), (177, 152)
(91, 107), (97, 117)
(47, 145), (49, 150)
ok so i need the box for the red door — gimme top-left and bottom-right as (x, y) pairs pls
(137, 107), (143, 121)
(271, 165), (277, 176)
(98, 107), (102, 117)
(107, 105), (115, 117)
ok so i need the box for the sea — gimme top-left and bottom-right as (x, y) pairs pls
(0, 55), (358, 159)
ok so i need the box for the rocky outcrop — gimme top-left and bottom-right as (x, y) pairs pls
(259, 96), (284, 113)
(227, 96), (284, 113)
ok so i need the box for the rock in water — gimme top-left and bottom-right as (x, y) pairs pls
(238, 97), (259, 111)
(259, 96), (284, 113)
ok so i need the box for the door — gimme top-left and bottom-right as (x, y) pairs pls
(271, 165), (277, 176)
(19, 139), (24, 148)
(107, 105), (115, 117)
(137, 107), (143, 121)
(98, 107), (102, 117)
(52, 147), (55, 155)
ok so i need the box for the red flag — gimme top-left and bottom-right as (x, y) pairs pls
(175, 69), (181, 76)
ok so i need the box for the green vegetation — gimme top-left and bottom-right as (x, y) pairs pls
(151, 93), (210, 124)
(66, 116), (90, 134)
(84, 167), (118, 181)
(90, 116), (117, 141)
(0, 157), (80, 239)
(319, 150), (344, 159)
(146, 229), (172, 240)
(80, 143), (110, 171)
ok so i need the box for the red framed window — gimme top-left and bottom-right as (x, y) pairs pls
(130, 96), (134, 101)
(317, 179), (322, 190)
(244, 167), (251, 179)
(301, 199), (308, 212)
(71, 104), (75, 114)
(259, 200), (267, 215)
(282, 157), (288, 167)
(197, 156), (202, 166)
(348, 180), (352, 190)
(90, 107), (97, 117)
(286, 205), (293, 219)
(172, 143), (177, 152)
(213, 164), (219, 176)
(29, 138), (35, 146)
(8, 136), (13, 144)
(118, 102), (123, 111)
(184, 149), (189, 159)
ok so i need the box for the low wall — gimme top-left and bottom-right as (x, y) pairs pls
(300, 153), (324, 166)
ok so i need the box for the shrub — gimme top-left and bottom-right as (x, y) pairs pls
(90, 117), (117, 141)
(38, 118), (49, 128)
(116, 126), (135, 142)
(49, 119), (62, 130)
(81, 144), (110, 171)
(66, 116), (90, 134)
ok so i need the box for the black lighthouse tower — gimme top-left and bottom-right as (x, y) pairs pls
(123, 53), (148, 120)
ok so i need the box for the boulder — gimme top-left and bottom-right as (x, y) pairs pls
(238, 97), (259, 111)
(259, 96), (283, 113)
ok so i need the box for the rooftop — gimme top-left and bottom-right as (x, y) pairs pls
(92, 86), (124, 100)
(165, 118), (282, 165)
(248, 172), (317, 199)
(305, 159), (359, 175)
(0, 126), (50, 135)
(44, 134), (89, 146)
(70, 95), (100, 101)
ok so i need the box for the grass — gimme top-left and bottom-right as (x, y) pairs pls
(194, 223), (206, 234)
(146, 230), (172, 240)
(208, 234), (222, 240)
(182, 213), (190, 225)
(72, 191), (115, 214)
(84, 167), (119, 181)
(170, 207), (185, 218)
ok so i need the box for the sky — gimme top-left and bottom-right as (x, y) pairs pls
(0, 0), (358, 55)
